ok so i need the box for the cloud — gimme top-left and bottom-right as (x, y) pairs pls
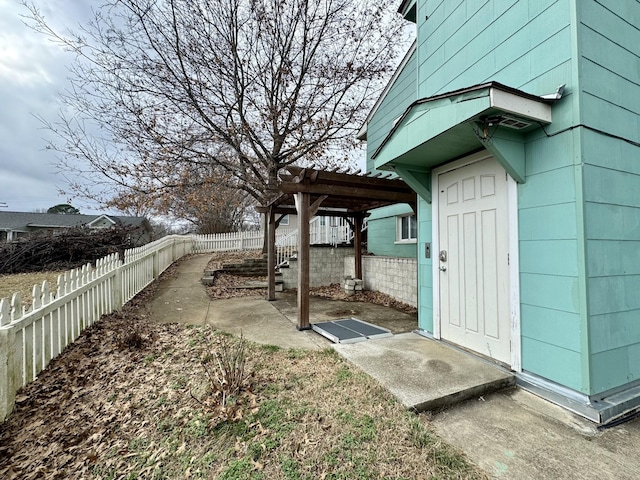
(0, 0), (105, 213)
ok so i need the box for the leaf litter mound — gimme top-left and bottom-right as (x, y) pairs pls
(0, 254), (485, 479)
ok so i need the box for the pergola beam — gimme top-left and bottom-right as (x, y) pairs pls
(258, 167), (417, 333)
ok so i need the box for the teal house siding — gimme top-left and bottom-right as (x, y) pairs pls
(578, 0), (640, 395)
(367, 204), (417, 258)
(365, 45), (419, 257)
(416, 0), (572, 100)
(361, 0), (640, 422)
(417, 196), (433, 332)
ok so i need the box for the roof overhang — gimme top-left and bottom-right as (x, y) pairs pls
(372, 82), (555, 187)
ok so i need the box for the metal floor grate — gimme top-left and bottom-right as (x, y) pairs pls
(312, 318), (392, 344)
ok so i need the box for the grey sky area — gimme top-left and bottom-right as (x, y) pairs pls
(0, 0), (103, 214)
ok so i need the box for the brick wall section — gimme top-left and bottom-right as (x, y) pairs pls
(280, 246), (354, 289)
(344, 256), (417, 307)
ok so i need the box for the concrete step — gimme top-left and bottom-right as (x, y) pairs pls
(333, 332), (515, 412)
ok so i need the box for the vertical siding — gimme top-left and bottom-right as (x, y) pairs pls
(578, 0), (640, 395)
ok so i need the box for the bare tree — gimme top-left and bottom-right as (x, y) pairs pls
(25, 0), (406, 217)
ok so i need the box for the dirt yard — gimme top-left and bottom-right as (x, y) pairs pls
(0, 255), (485, 479)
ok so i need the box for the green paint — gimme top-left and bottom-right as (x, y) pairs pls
(520, 304), (581, 353)
(522, 337), (584, 392)
(519, 240), (579, 277)
(393, 165), (432, 203)
(520, 273), (579, 314)
(364, 0), (640, 397)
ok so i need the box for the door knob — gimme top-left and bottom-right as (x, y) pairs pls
(439, 266), (447, 272)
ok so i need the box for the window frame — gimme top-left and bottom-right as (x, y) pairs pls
(395, 213), (417, 244)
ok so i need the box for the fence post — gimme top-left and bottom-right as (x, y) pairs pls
(112, 261), (123, 311)
(152, 251), (159, 280)
(0, 325), (17, 422)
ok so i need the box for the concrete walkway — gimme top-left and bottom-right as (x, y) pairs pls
(149, 254), (640, 479)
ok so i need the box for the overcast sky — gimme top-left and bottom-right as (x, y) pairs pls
(0, 0), (106, 214)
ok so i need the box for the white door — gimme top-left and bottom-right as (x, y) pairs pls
(438, 156), (511, 365)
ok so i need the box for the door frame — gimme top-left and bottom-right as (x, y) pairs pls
(431, 151), (522, 371)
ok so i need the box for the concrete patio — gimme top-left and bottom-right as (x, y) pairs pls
(149, 254), (640, 479)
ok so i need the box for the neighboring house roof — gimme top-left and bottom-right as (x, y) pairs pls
(0, 211), (150, 232)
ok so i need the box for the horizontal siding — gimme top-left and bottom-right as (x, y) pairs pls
(521, 304), (581, 353)
(581, 128), (640, 175)
(580, 0), (640, 397)
(518, 203), (577, 241)
(366, 217), (417, 258)
(587, 276), (640, 317)
(520, 273), (580, 314)
(518, 165), (576, 209)
(417, 0), (573, 110)
(519, 240), (578, 277)
(521, 337), (584, 392)
(418, 198), (433, 332)
(590, 344), (640, 394)
(579, 1), (640, 143)
(366, 49), (417, 170)
(590, 310), (640, 355)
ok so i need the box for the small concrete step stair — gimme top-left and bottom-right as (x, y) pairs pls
(202, 256), (284, 291)
(221, 256), (269, 276)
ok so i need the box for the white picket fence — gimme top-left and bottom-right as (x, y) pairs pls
(0, 232), (261, 422)
(0, 223), (362, 422)
(192, 230), (268, 253)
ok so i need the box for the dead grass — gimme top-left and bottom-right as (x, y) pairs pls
(0, 275), (486, 479)
(0, 271), (66, 307)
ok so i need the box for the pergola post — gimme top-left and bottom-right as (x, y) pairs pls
(267, 208), (277, 301)
(296, 192), (311, 330)
(354, 215), (363, 280)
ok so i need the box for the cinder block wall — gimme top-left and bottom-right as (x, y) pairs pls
(280, 246), (354, 289)
(344, 256), (417, 307)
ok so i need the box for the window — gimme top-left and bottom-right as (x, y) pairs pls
(279, 214), (289, 226)
(396, 214), (417, 243)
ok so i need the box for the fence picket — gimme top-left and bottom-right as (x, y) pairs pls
(3, 228), (356, 422)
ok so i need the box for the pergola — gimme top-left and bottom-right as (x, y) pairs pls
(257, 166), (417, 330)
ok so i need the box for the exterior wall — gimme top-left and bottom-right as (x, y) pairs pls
(415, 1), (574, 100)
(417, 196), (433, 332)
(578, 0), (640, 395)
(365, 47), (418, 259)
(280, 246), (354, 289)
(367, 204), (417, 258)
(405, 0), (588, 391)
(366, 47), (417, 173)
(344, 256), (417, 308)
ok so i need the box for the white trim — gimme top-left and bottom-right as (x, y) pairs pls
(396, 213), (417, 242)
(431, 172), (441, 339)
(431, 151), (521, 368)
(508, 175), (522, 371)
(490, 88), (552, 123)
(87, 215), (116, 228)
